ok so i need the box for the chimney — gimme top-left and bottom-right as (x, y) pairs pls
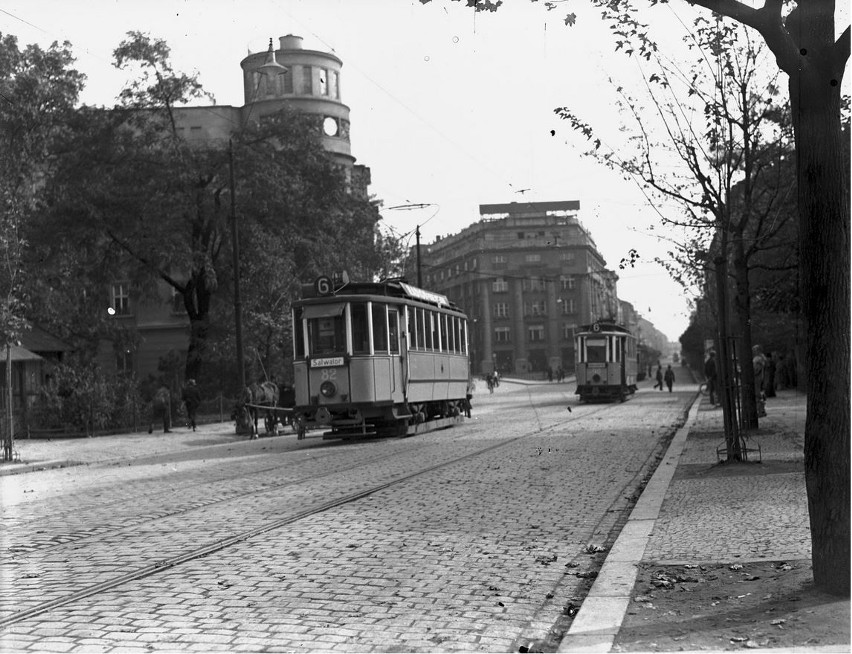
(279, 35), (303, 50)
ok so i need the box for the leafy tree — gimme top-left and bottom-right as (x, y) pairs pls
(33, 32), (388, 390)
(556, 20), (797, 441)
(420, 0), (850, 596)
(0, 34), (86, 458)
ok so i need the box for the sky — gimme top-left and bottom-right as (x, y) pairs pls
(5, 0), (839, 342)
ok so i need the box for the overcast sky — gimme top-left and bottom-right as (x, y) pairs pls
(5, 0), (840, 342)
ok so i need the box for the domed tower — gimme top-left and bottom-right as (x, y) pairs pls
(240, 35), (353, 169)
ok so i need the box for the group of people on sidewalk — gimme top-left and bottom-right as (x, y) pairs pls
(703, 345), (778, 413)
(148, 379), (202, 434)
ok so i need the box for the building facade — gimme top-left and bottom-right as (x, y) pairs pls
(420, 201), (619, 376)
(99, 35), (371, 380)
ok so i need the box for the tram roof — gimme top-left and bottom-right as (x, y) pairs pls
(298, 279), (464, 312)
(576, 321), (632, 335)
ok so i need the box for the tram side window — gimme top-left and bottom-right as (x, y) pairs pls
(293, 306), (305, 359)
(308, 315), (345, 355)
(460, 319), (468, 355)
(420, 308), (432, 350)
(431, 311), (440, 351)
(389, 308), (400, 353)
(586, 338), (607, 363)
(408, 307), (419, 350)
(446, 315), (455, 353)
(372, 303), (388, 353)
(351, 303), (370, 355)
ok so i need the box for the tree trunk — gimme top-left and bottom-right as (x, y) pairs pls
(731, 240), (759, 430)
(790, 57), (851, 596)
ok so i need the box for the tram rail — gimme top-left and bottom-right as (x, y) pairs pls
(0, 402), (638, 629)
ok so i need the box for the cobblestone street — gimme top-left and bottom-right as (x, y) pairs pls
(1, 380), (694, 652)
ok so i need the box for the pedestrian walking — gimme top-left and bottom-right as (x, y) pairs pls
(664, 364), (675, 392)
(148, 386), (172, 433)
(654, 365), (664, 390)
(181, 378), (202, 431)
(547, 366), (553, 382)
(704, 350), (718, 405)
(764, 351), (777, 398)
(753, 345), (767, 417)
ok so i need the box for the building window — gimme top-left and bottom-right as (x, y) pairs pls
(528, 325), (545, 342)
(492, 277), (508, 293)
(471, 257), (477, 269)
(494, 302), (508, 318)
(172, 287), (186, 314)
(522, 276), (546, 292)
(524, 300), (547, 316)
(111, 282), (131, 316)
(495, 327), (511, 343)
(525, 253), (541, 263)
(561, 298), (577, 315)
(560, 275), (576, 290)
(319, 68), (328, 95)
(301, 65), (312, 94)
(115, 348), (134, 375)
(562, 323), (577, 340)
(561, 252), (575, 263)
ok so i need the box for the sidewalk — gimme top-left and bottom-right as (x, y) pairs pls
(560, 387), (850, 653)
(0, 420), (248, 476)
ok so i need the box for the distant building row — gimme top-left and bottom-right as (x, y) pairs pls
(419, 201), (668, 376)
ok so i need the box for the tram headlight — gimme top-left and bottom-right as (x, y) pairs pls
(592, 373), (601, 383)
(320, 380), (337, 398)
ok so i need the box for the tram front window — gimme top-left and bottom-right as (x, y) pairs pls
(304, 304), (346, 355)
(308, 315), (345, 355)
(586, 338), (607, 364)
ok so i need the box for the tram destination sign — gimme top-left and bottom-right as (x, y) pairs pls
(311, 357), (344, 368)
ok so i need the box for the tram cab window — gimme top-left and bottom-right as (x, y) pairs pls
(351, 303), (370, 355)
(586, 338), (607, 363)
(372, 303), (388, 353)
(293, 306), (305, 359)
(459, 319), (468, 355)
(304, 304), (345, 355)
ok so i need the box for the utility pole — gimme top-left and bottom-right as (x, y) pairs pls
(415, 225), (422, 287)
(229, 139), (246, 393)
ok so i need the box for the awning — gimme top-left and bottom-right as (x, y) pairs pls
(303, 304), (345, 319)
(0, 345), (44, 362)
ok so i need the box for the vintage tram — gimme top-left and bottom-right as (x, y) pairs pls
(291, 278), (470, 439)
(574, 321), (638, 402)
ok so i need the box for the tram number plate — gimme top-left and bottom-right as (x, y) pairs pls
(311, 357), (344, 368)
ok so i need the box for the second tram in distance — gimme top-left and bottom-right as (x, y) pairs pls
(574, 321), (638, 402)
(291, 278), (470, 439)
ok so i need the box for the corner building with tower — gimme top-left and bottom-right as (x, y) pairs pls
(419, 201), (623, 377)
(98, 35), (372, 379)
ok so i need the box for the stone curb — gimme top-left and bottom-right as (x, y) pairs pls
(557, 394), (702, 653)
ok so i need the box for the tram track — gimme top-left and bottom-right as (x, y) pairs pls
(1, 401), (624, 629)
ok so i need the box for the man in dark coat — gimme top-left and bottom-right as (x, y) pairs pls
(664, 364), (675, 392)
(704, 350), (718, 405)
(149, 386), (172, 433)
(182, 379), (202, 431)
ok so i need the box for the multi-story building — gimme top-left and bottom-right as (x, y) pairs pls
(419, 201), (619, 376)
(100, 35), (371, 379)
